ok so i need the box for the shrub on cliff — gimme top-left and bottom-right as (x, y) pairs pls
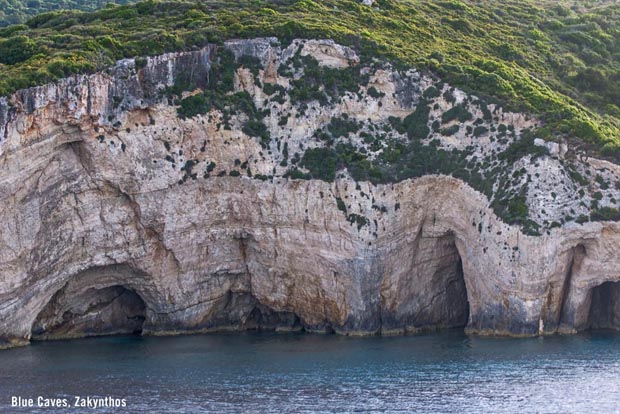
(591, 207), (620, 222)
(0, 35), (37, 65)
(300, 148), (338, 181)
(441, 104), (473, 124)
(403, 100), (431, 141)
(327, 116), (360, 138)
(177, 94), (210, 119)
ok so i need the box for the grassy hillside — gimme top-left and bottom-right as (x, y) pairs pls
(0, 0), (619, 159)
(0, 0), (137, 27)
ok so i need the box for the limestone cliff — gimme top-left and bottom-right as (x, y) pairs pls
(1, 38), (620, 349)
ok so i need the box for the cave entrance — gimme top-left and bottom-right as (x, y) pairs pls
(213, 291), (305, 332)
(31, 285), (146, 340)
(426, 235), (470, 330)
(587, 281), (620, 331)
(383, 232), (470, 333)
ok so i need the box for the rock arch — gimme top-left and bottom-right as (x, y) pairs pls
(32, 285), (146, 340)
(552, 243), (620, 333)
(380, 228), (470, 334)
(559, 277), (620, 333)
(30, 264), (156, 341)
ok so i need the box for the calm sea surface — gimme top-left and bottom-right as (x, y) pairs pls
(1, 330), (620, 413)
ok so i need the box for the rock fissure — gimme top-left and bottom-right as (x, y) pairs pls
(557, 245), (585, 328)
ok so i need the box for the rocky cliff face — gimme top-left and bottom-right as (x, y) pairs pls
(1, 38), (620, 349)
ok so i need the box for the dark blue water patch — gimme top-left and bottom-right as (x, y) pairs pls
(2, 331), (620, 413)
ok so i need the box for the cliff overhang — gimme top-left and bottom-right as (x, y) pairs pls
(1, 38), (620, 348)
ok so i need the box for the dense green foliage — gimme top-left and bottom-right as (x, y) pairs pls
(1, 0), (620, 158)
(0, 0), (137, 27)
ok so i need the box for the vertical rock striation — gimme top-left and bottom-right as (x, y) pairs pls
(1, 38), (620, 349)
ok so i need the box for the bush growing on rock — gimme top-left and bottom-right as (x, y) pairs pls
(178, 94), (210, 119)
(300, 148), (338, 181)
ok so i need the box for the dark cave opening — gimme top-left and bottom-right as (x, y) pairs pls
(411, 233), (471, 331)
(587, 281), (620, 331)
(217, 291), (306, 333)
(243, 302), (304, 332)
(433, 242), (470, 330)
(31, 285), (146, 340)
(384, 233), (470, 333)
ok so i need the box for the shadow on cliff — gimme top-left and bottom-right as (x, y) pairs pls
(380, 230), (471, 335)
(31, 284), (146, 341)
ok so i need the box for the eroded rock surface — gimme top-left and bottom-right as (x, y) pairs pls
(2, 38), (620, 348)
(32, 283), (146, 340)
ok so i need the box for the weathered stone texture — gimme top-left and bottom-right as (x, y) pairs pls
(2, 38), (620, 348)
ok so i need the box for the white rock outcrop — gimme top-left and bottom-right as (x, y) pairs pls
(1, 38), (620, 348)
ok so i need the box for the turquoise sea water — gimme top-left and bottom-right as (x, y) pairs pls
(1, 331), (620, 413)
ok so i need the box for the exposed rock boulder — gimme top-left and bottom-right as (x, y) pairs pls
(299, 39), (360, 68)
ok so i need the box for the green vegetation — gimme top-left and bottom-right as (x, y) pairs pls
(473, 126), (488, 137)
(335, 197), (347, 213)
(327, 115), (360, 138)
(441, 104), (472, 124)
(0, 0), (138, 27)
(284, 52), (368, 112)
(173, 48), (270, 146)
(440, 125), (460, 136)
(498, 130), (549, 163)
(300, 147), (338, 181)
(177, 93), (210, 119)
(179, 159), (198, 183)
(591, 206), (620, 222)
(293, 101), (551, 234)
(367, 86), (385, 99)
(402, 99), (431, 140)
(1, 0), (619, 158)
(347, 213), (368, 230)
